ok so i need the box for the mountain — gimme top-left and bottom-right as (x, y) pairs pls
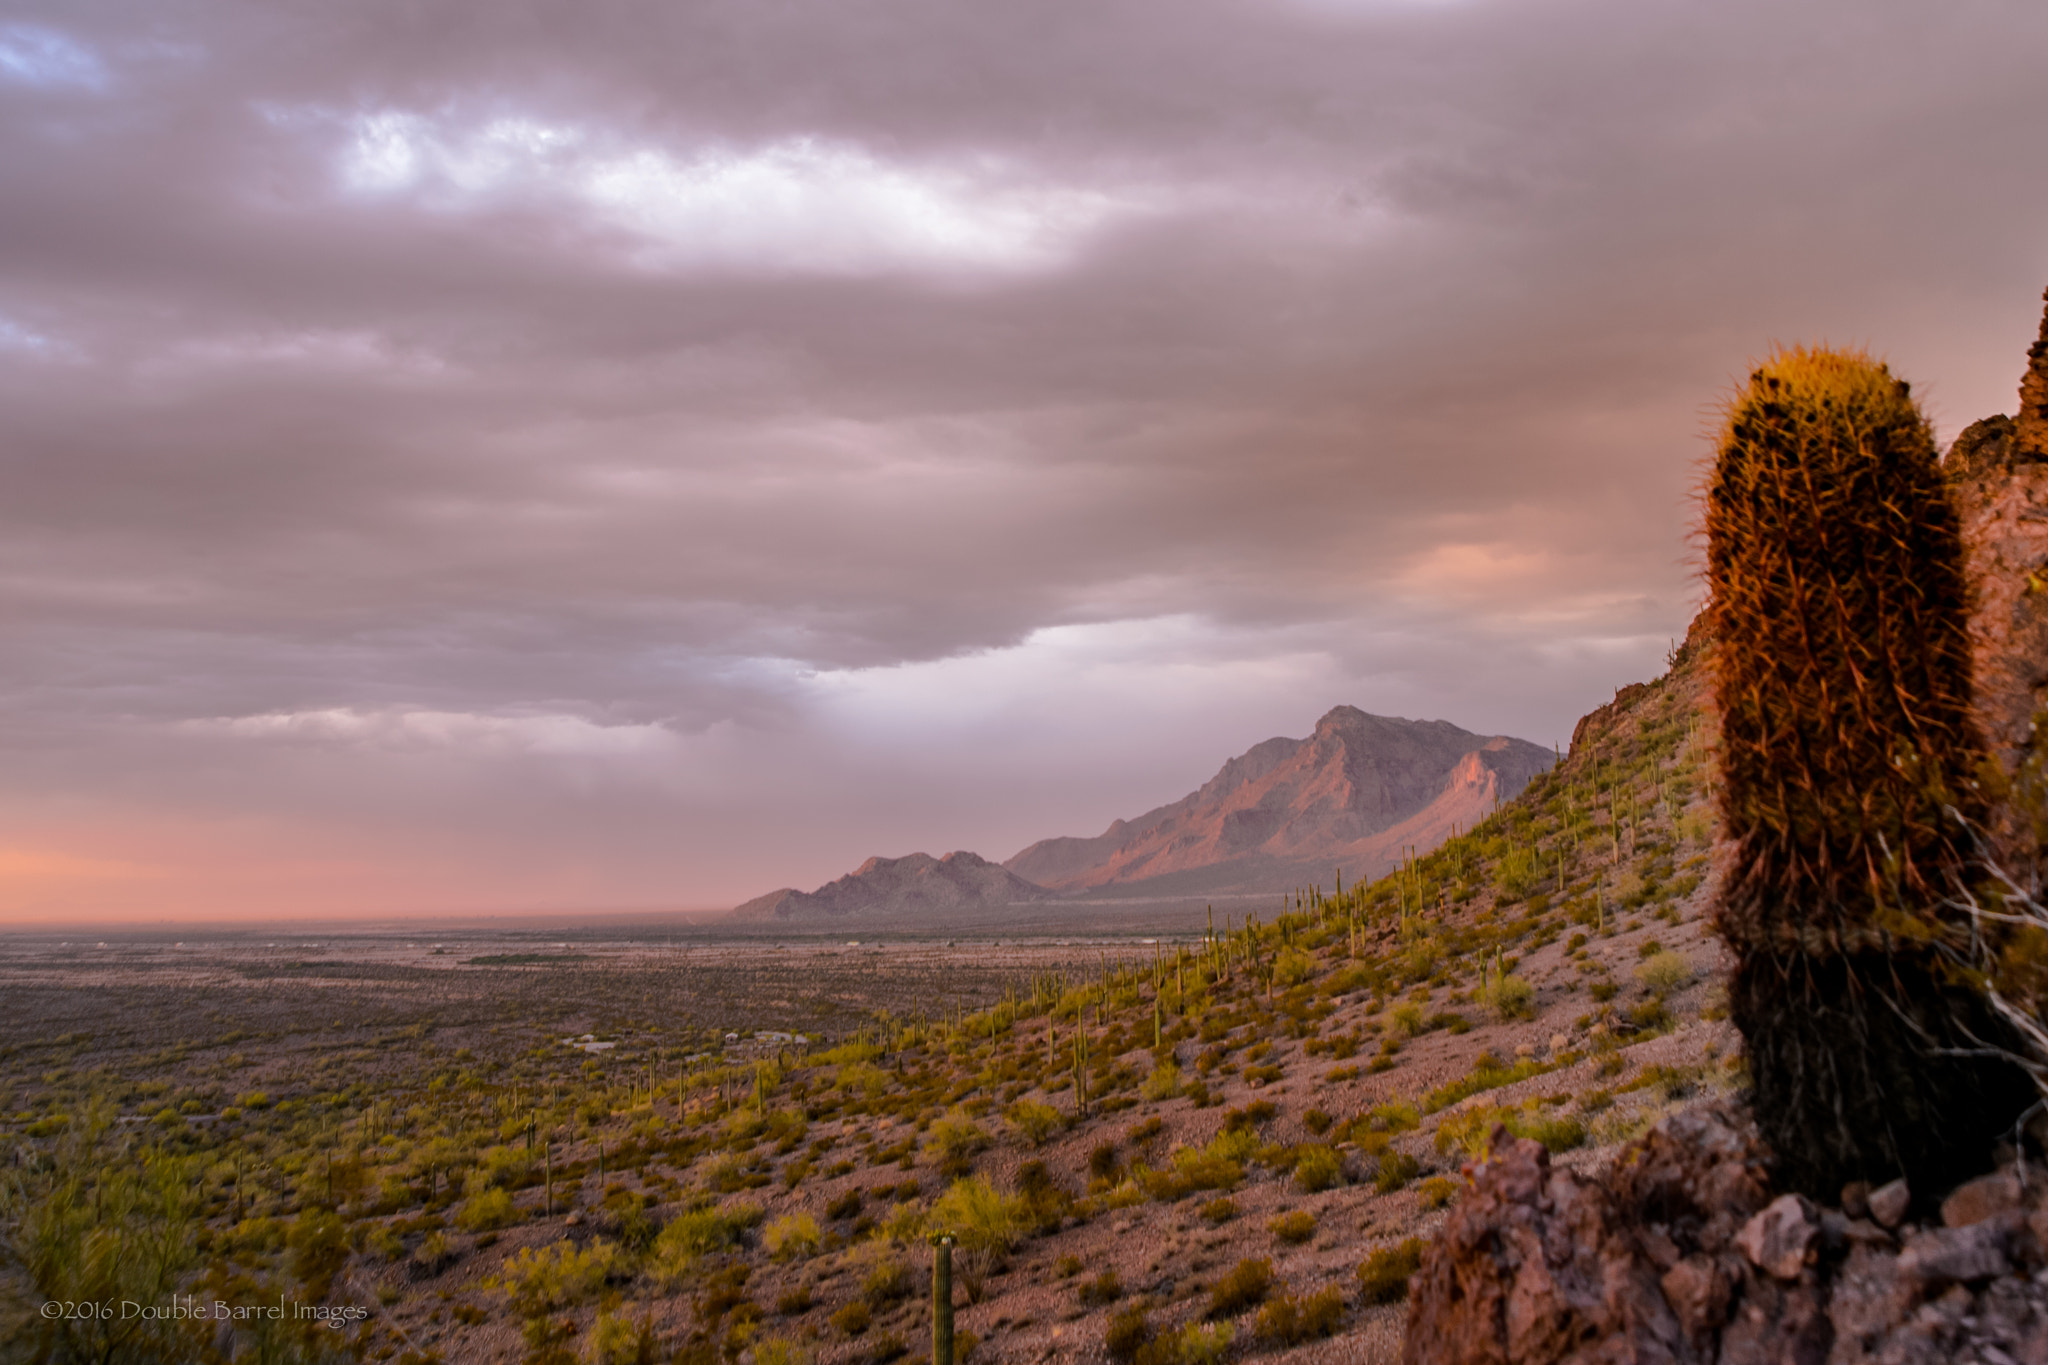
(1003, 706), (1554, 897)
(730, 851), (1055, 922)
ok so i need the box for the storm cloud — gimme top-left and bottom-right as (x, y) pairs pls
(3, 0), (2045, 919)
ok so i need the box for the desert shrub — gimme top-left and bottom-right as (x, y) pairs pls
(1635, 952), (1693, 997)
(1006, 1099), (1064, 1147)
(1079, 1269), (1123, 1306)
(499, 1239), (622, 1315)
(1357, 1238), (1424, 1305)
(1589, 979), (1619, 1002)
(776, 1284), (813, 1315)
(1141, 1059), (1182, 1102)
(830, 1301), (870, 1336)
(763, 1212), (821, 1261)
(649, 1203), (757, 1285)
(1628, 998), (1671, 1032)
(1302, 1108), (1333, 1135)
(1268, 1210), (1315, 1245)
(1434, 1102), (1587, 1158)
(287, 1209), (348, 1294)
(1255, 1286), (1344, 1345)
(1105, 1303), (1152, 1360)
(1222, 1100), (1278, 1133)
(752, 1338), (811, 1365)
(1487, 976), (1537, 1021)
(583, 1308), (661, 1365)
(1207, 1257), (1273, 1317)
(861, 1255), (912, 1308)
(1089, 1142), (1123, 1185)
(1199, 1196), (1237, 1224)
(1274, 948), (1316, 987)
(1373, 1150), (1420, 1193)
(826, 1189), (862, 1220)
(1149, 1322), (1234, 1365)
(926, 1111), (992, 1173)
(1056, 1253), (1084, 1278)
(1417, 1176), (1461, 1211)
(456, 1187), (520, 1233)
(1366, 1101), (1420, 1133)
(1293, 1145), (1342, 1193)
(931, 1174), (1027, 1297)
(412, 1231), (455, 1277)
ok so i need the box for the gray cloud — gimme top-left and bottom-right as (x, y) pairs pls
(2, 0), (2046, 918)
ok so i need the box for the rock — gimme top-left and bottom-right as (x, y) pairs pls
(1943, 1172), (2024, 1228)
(1843, 1181), (1872, 1220)
(1897, 1217), (2016, 1288)
(1403, 1103), (1768, 1365)
(1737, 1194), (1821, 1280)
(1660, 1255), (1734, 1338)
(1549, 1033), (1569, 1053)
(1870, 1179), (1912, 1229)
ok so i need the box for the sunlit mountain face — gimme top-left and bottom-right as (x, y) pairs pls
(2, 1), (2046, 922)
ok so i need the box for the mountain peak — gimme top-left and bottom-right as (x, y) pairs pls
(1004, 708), (1552, 897)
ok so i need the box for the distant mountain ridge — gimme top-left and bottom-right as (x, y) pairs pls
(1004, 706), (1553, 897)
(731, 851), (1053, 922)
(727, 707), (1554, 921)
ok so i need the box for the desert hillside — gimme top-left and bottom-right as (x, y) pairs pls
(0, 629), (1730, 1364)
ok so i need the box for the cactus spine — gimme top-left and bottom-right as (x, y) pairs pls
(1706, 345), (2033, 1196)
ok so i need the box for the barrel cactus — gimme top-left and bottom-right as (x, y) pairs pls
(1705, 345), (2035, 1197)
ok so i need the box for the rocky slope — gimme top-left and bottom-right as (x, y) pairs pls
(1005, 708), (1554, 898)
(731, 850), (1056, 923)
(1400, 293), (2048, 1365)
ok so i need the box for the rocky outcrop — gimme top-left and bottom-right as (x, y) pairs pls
(2020, 286), (2048, 463)
(1004, 708), (1553, 897)
(1405, 1106), (2048, 1365)
(730, 851), (1054, 922)
(1949, 289), (2048, 868)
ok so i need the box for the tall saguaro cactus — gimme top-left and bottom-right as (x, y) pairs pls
(1706, 346), (2035, 1197)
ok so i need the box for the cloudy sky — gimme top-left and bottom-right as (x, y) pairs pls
(2, 0), (2045, 923)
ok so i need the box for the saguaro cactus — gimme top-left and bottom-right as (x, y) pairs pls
(1705, 345), (2035, 1197)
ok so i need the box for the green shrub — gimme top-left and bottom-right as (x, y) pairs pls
(1079, 1269), (1123, 1306)
(456, 1187), (519, 1233)
(1268, 1210), (1315, 1245)
(925, 1111), (992, 1172)
(1357, 1238), (1424, 1305)
(861, 1256), (912, 1307)
(1487, 976), (1537, 1021)
(830, 1301), (870, 1337)
(1207, 1257), (1273, 1317)
(1105, 1303), (1152, 1361)
(825, 1189), (862, 1220)
(1635, 952), (1693, 997)
(582, 1308), (661, 1365)
(1151, 1321), (1234, 1365)
(1274, 947), (1316, 987)
(776, 1285), (813, 1315)
(1373, 1150), (1420, 1193)
(498, 1239), (621, 1315)
(1293, 1145), (1342, 1193)
(753, 1338), (812, 1365)
(1141, 1059), (1182, 1102)
(1006, 1099), (1064, 1147)
(930, 1175), (1027, 1258)
(1199, 1196), (1237, 1224)
(1417, 1176), (1461, 1211)
(1255, 1286), (1344, 1345)
(763, 1212), (821, 1261)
